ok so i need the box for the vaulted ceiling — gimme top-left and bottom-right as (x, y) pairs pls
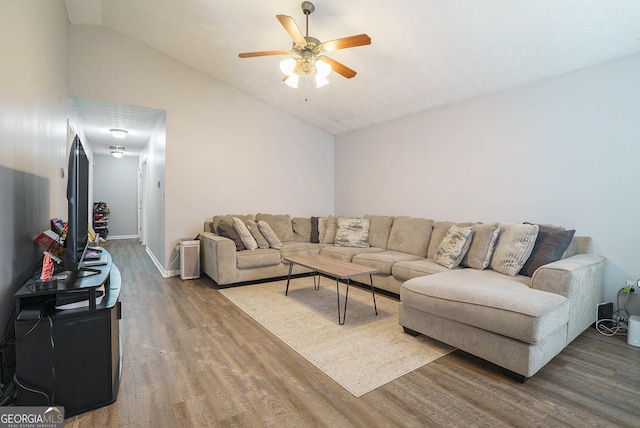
(65, 0), (640, 138)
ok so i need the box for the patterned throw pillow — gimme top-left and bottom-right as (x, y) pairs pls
(334, 218), (371, 248)
(258, 221), (283, 249)
(232, 217), (258, 250)
(433, 226), (474, 269)
(490, 223), (539, 276)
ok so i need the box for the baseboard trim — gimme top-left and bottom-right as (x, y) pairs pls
(146, 247), (170, 277)
(107, 235), (138, 240)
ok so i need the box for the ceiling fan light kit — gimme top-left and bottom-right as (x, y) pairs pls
(239, 2), (371, 90)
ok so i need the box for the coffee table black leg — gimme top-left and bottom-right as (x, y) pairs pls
(369, 274), (378, 315)
(313, 271), (320, 290)
(336, 278), (351, 325)
(285, 262), (293, 296)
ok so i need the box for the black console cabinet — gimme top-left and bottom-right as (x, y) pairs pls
(14, 251), (122, 417)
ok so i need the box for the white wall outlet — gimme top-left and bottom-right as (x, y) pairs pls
(626, 280), (638, 294)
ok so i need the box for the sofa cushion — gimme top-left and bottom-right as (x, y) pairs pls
(490, 223), (539, 276)
(386, 216), (434, 257)
(256, 213), (294, 242)
(279, 241), (323, 260)
(335, 217), (371, 248)
(216, 220), (245, 251)
(519, 224), (575, 277)
(364, 215), (395, 249)
(320, 216), (338, 244)
(401, 269), (568, 344)
(292, 217), (312, 242)
(258, 220), (283, 249)
(427, 221), (456, 259)
(236, 249), (282, 269)
(461, 223), (500, 270)
(352, 251), (424, 275)
(433, 226), (474, 269)
(232, 217), (258, 250)
(320, 245), (384, 262)
(246, 220), (270, 249)
(392, 259), (452, 281)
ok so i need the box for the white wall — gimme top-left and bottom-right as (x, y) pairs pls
(335, 52), (640, 314)
(0, 0), (74, 340)
(68, 26), (335, 273)
(93, 154), (140, 238)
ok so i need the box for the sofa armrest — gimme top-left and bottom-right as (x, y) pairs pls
(200, 232), (237, 285)
(531, 254), (605, 343)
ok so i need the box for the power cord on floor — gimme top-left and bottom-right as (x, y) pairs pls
(596, 287), (632, 337)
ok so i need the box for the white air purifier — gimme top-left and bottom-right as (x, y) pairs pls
(180, 238), (200, 280)
(628, 315), (640, 347)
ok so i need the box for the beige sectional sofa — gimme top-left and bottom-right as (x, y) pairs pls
(200, 213), (605, 380)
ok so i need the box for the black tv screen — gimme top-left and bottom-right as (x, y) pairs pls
(65, 135), (90, 272)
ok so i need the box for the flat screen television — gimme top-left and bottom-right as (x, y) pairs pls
(63, 135), (95, 277)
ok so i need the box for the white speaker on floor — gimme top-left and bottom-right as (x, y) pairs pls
(180, 238), (200, 280)
(628, 315), (640, 347)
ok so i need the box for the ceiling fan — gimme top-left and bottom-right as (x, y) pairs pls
(238, 1), (371, 88)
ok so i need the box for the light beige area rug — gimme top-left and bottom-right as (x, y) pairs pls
(219, 276), (454, 397)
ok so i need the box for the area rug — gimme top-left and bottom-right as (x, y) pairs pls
(219, 276), (454, 397)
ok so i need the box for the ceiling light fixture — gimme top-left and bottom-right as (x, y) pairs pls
(280, 56), (331, 89)
(239, 2), (370, 90)
(109, 128), (128, 139)
(108, 145), (127, 158)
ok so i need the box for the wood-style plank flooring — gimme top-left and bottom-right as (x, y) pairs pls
(67, 239), (640, 427)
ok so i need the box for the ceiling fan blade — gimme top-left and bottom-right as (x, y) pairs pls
(238, 50), (291, 58)
(322, 56), (357, 79)
(276, 14), (307, 46)
(319, 34), (371, 52)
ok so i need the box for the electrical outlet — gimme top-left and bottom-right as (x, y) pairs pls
(625, 280), (637, 294)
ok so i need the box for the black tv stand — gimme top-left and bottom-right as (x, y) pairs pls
(14, 249), (122, 417)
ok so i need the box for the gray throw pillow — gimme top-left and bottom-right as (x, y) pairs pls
(519, 223), (575, 277)
(216, 220), (245, 251)
(461, 223), (500, 270)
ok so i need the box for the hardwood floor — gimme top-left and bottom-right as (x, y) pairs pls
(66, 239), (640, 427)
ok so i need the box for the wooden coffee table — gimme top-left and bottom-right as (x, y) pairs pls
(284, 254), (379, 325)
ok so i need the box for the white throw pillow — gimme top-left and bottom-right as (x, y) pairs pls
(232, 217), (258, 250)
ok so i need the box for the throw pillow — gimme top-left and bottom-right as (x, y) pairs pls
(232, 217), (258, 250)
(246, 220), (270, 249)
(461, 223), (500, 270)
(334, 218), (371, 248)
(433, 226), (474, 269)
(258, 220), (283, 249)
(519, 223), (576, 277)
(310, 217), (320, 243)
(490, 223), (539, 276)
(216, 220), (245, 251)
